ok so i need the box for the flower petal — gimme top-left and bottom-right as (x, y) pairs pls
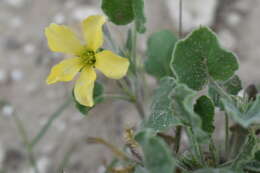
(45, 23), (84, 54)
(82, 15), (106, 51)
(46, 57), (84, 84)
(95, 50), (129, 79)
(74, 66), (97, 107)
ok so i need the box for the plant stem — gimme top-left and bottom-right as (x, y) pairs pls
(103, 94), (135, 102)
(174, 0), (184, 154)
(131, 27), (137, 75)
(225, 113), (229, 154)
(131, 25), (145, 119)
(209, 139), (219, 166)
(209, 77), (232, 102)
(103, 24), (118, 53)
(174, 126), (182, 153)
(57, 144), (77, 172)
(186, 128), (204, 166)
(13, 114), (39, 173)
(31, 98), (72, 147)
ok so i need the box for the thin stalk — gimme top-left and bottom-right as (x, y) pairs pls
(131, 26), (145, 119)
(57, 145), (77, 172)
(117, 80), (136, 101)
(186, 128), (204, 166)
(225, 113), (229, 154)
(134, 99), (145, 119)
(103, 24), (118, 52)
(13, 114), (39, 173)
(87, 137), (130, 161)
(174, 0), (184, 154)
(131, 27), (137, 75)
(209, 77), (232, 102)
(106, 22), (145, 119)
(31, 98), (72, 147)
(209, 139), (219, 166)
(174, 126), (182, 153)
(103, 94), (134, 102)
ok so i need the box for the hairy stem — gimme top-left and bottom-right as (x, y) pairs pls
(174, 126), (182, 153)
(174, 0), (184, 154)
(186, 128), (204, 166)
(225, 113), (229, 154)
(131, 26), (145, 119)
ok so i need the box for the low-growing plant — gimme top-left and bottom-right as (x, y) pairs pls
(9, 0), (260, 173)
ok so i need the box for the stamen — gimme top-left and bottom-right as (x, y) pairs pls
(80, 50), (96, 65)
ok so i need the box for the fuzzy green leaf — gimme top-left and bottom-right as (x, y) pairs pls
(232, 135), (258, 169)
(145, 30), (177, 79)
(102, 0), (134, 25)
(135, 129), (175, 173)
(134, 166), (148, 173)
(255, 151), (260, 161)
(224, 75), (243, 95)
(209, 75), (242, 108)
(72, 82), (104, 116)
(144, 77), (182, 131)
(171, 27), (239, 90)
(245, 161), (260, 172)
(194, 96), (215, 134)
(101, 0), (146, 30)
(133, 0), (146, 33)
(171, 84), (209, 142)
(194, 168), (242, 173)
(222, 95), (260, 128)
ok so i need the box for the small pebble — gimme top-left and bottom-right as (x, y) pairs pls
(53, 13), (65, 24)
(72, 6), (100, 21)
(55, 120), (66, 132)
(4, 0), (24, 7)
(227, 13), (241, 26)
(9, 17), (23, 28)
(24, 43), (35, 55)
(218, 29), (236, 50)
(11, 69), (23, 81)
(2, 105), (14, 117)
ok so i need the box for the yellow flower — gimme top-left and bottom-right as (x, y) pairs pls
(45, 15), (130, 107)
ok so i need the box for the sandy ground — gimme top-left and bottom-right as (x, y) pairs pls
(0, 0), (260, 172)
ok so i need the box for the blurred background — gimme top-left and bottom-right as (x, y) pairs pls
(0, 0), (260, 172)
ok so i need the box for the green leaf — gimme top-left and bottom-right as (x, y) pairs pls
(171, 84), (209, 142)
(135, 129), (176, 173)
(145, 30), (178, 79)
(194, 96), (215, 134)
(209, 75), (242, 108)
(255, 151), (260, 161)
(232, 135), (258, 169)
(132, 0), (146, 33)
(101, 0), (146, 30)
(171, 27), (239, 90)
(245, 161), (260, 172)
(72, 82), (104, 116)
(222, 95), (260, 128)
(134, 166), (148, 173)
(224, 75), (243, 95)
(144, 77), (182, 131)
(102, 0), (134, 25)
(194, 168), (242, 173)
